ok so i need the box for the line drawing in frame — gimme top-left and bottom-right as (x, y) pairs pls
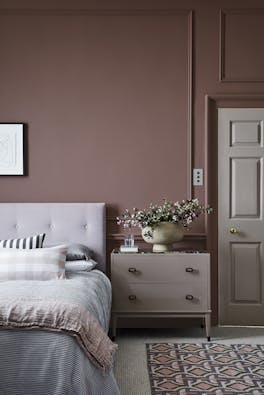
(0, 123), (24, 175)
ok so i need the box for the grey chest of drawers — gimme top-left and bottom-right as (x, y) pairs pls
(111, 251), (211, 340)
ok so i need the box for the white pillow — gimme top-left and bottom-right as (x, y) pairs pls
(0, 246), (67, 281)
(65, 259), (97, 272)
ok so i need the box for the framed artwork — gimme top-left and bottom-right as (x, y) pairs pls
(0, 123), (24, 175)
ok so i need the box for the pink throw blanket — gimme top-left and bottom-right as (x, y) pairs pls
(0, 299), (117, 373)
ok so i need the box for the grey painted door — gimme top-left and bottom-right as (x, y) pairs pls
(218, 108), (264, 325)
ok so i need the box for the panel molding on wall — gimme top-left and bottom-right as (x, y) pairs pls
(219, 9), (264, 82)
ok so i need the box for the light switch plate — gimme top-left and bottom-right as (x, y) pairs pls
(193, 168), (203, 186)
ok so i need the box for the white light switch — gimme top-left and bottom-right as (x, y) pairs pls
(193, 168), (203, 186)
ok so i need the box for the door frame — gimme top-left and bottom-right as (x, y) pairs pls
(205, 94), (264, 325)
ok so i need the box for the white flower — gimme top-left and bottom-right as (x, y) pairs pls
(116, 198), (212, 229)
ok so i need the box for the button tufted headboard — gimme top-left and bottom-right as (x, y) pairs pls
(0, 203), (106, 272)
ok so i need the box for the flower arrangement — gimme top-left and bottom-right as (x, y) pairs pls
(117, 198), (212, 229)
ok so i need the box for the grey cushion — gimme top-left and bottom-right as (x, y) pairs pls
(45, 242), (93, 261)
(66, 243), (93, 261)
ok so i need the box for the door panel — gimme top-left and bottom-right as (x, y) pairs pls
(218, 108), (264, 325)
(231, 121), (262, 146)
(231, 243), (261, 303)
(231, 157), (261, 218)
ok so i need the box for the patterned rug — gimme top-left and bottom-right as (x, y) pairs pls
(146, 343), (264, 394)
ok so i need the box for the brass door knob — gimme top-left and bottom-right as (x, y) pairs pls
(128, 267), (139, 274)
(230, 227), (238, 234)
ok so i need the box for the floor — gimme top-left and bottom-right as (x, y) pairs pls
(114, 326), (264, 395)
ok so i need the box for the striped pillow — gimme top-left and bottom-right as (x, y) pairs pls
(0, 246), (66, 281)
(0, 233), (45, 249)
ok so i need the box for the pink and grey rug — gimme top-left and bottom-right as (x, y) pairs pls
(146, 343), (264, 394)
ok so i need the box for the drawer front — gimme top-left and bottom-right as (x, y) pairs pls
(112, 254), (209, 284)
(112, 283), (209, 312)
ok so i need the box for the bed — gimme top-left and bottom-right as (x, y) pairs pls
(0, 203), (120, 395)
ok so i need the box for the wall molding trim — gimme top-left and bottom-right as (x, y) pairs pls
(108, 232), (206, 241)
(0, 7), (194, 200)
(0, 8), (192, 16)
(187, 10), (194, 198)
(219, 8), (264, 83)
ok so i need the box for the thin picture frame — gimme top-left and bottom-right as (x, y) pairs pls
(0, 123), (24, 175)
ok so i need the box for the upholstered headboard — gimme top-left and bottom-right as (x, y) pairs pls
(0, 203), (106, 272)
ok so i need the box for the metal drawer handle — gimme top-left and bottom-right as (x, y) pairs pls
(128, 267), (138, 273)
(185, 267), (194, 273)
(128, 294), (137, 301)
(185, 294), (194, 301)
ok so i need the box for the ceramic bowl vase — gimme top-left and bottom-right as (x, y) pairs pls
(141, 222), (184, 252)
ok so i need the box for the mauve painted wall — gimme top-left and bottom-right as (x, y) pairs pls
(0, 4), (189, 208)
(1, 0), (264, 321)
(1, 0), (264, 218)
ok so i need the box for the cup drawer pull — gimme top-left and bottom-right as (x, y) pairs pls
(128, 267), (139, 273)
(185, 294), (194, 301)
(128, 294), (137, 301)
(185, 267), (194, 273)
